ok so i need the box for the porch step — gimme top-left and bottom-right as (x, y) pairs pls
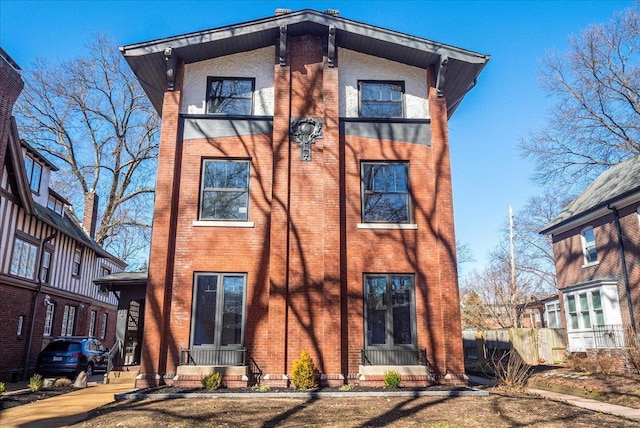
(106, 369), (138, 385)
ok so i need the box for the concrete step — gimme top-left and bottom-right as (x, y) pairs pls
(106, 369), (138, 385)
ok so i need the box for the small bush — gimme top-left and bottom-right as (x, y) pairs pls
(291, 349), (317, 389)
(55, 378), (72, 388)
(625, 326), (640, 374)
(384, 371), (401, 389)
(252, 384), (270, 392)
(29, 373), (43, 392)
(488, 349), (531, 392)
(202, 372), (222, 391)
(0, 381), (5, 395)
(339, 383), (355, 391)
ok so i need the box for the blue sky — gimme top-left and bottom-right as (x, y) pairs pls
(0, 0), (633, 272)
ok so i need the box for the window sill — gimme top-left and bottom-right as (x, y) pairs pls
(193, 220), (255, 228)
(357, 223), (417, 230)
(582, 261), (599, 268)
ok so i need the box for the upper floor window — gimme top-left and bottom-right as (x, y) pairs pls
(359, 81), (404, 118)
(580, 226), (597, 265)
(200, 159), (250, 221)
(24, 154), (42, 193)
(10, 236), (38, 279)
(40, 248), (53, 283)
(47, 195), (64, 215)
(361, 162), (411, 223)
(72, 247), (83, 277)
(206, 77), (254, 115)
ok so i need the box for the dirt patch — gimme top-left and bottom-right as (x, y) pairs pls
(75, 392), (635, 427)
(0, 387), (76, 411)
(527, 366), (640, 409)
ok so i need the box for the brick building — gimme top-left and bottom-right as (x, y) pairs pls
(541, 156), (640, 353)
(0, 48), (125, 382)
(121, 9), (489, 388)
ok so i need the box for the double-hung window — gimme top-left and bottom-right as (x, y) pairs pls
(191, 273), (246, 364)
(61, 305), (75, 337)
(89, 310), (97, 337)
(100, 314), (108, 339)
(206, 77), (254, 115)
(10, 236), (38, 279)
(40, 248), (53, 283)
(72, 247), (82, 277)
(200, 160), (250, 221)
(545, 302), (562, 329)
(581, 226), (597, 265)
(359, 81), (404, 118)
(364, 274), (416, 349)
(24, 155), (42, 193)
(44, 303), (55, 336)
(361, 162), (411, 223)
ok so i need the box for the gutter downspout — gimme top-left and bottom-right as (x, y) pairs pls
(23, 231), (57, 380)
(607, 205), (636, 333)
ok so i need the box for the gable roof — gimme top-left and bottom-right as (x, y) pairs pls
(6, 117), (35, 215)
(120, 9), (489, 117)
(541, 155), (640, 235)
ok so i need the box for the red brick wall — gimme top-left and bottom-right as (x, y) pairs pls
(142, 37), (466, 387)
(553, 201), (640, 328)
(0, 284), (117, 382)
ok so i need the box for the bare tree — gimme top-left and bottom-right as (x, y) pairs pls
(521, 6), (640, 190)
(460, 192), (568, 329)
(15, 34), (159, 266)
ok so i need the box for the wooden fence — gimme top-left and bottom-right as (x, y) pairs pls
(463, 328), (567, 370)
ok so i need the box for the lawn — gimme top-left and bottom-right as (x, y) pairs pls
(76, 392), (636, 427)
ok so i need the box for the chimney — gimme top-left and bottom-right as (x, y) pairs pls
(83, 190), (98, 239)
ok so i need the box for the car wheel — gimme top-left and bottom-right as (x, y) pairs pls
(86, 363), (94, 377)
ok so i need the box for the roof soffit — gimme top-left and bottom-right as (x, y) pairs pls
(121, 9), (490, 116)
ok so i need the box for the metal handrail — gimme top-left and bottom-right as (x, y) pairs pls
(593, 324), (625, 348)
(105, 339), (123, 382)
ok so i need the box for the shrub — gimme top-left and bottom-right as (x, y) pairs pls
(202, 372), (222, 391)
(339, 383), (355, 392)
(29, 373), (43, 392)
(625, 326), (640, 374)
(0, 381), (5, 395)
(291, 349), (317, 389)
(252, 384), (270, 392)
(55, 378), (73, 388)
(487, 349), (531, 392)
(384, 371), (401, 389)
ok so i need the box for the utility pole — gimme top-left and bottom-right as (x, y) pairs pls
(509, 205), (518, 327)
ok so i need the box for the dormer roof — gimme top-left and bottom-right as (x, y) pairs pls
(120, 9), (489, 117)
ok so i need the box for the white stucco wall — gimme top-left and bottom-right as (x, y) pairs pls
(181, 47), (275, 115)
(339, 49), (429, 119)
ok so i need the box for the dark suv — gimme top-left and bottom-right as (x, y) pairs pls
(36, 337), (109, 378)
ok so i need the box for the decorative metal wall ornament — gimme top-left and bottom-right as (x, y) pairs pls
(290, 118), (323, 161)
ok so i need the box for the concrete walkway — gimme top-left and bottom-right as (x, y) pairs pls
(0, 381), (134, 428)
(468, 374), (640, 422)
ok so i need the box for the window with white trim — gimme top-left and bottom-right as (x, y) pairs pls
(61, 305), (75, 337)
(89, 310), (96, 337)
(580, 226), (597, 265)
(44, 303), (55, 336)
(40, 248), (53, 283)
(72, 247), (82, 277)
(566, 291), (605, 331)
(545, 302), (562, 329)
(17, 315), (24, 336)
(199, 160), (250, 221)
(47, 195), (64, 215)
(24, 154), (42, 193)
(100, 313), (108, 339)
(10, 236), (39, 279)
(206, 77), (254, 115)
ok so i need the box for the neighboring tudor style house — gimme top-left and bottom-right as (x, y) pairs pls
(541, 155), (640, 354)
(121, 9), (489, 388)
(0, 48), (125, 382)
